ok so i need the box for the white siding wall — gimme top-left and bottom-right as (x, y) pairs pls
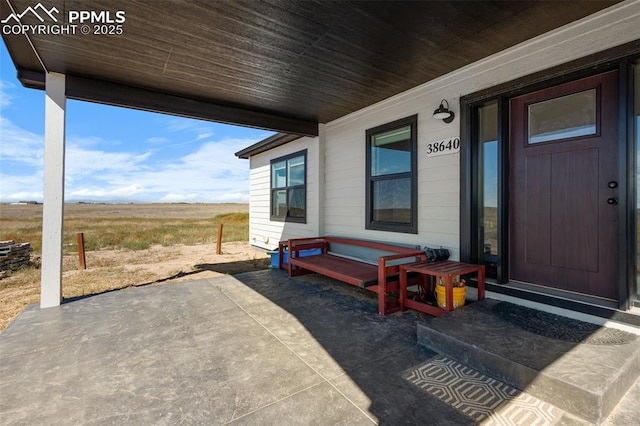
(322, 1), (640, 260)
(249, 136), (322, 250)
(248, 1), (640, 256)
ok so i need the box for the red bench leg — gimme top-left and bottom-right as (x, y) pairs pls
(378, 285), (387, 315)
(378, 259), (387, 315)
(399, 269), (407, 312)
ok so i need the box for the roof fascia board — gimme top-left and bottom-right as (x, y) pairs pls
(234, 133), (302, 159)
(59, 75), (318, 136)
(65, 75), (318, 136)
(1, 0), (46, 78)
(17, 69), (45, 89)
(10, 71), (319, 135)
(2, 41), (45, 88)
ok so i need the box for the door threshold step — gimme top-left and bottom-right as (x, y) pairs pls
(416, 299), (640, 424)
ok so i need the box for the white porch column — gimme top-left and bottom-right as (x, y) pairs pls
(315, 124), (326, 236)
(40, 73), (66, 308)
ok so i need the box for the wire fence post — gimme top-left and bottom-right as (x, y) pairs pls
(77, 232), (86, 270)
(216, 223), (224, 255)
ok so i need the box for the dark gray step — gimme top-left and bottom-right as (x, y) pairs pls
(416, 299), (640, 424)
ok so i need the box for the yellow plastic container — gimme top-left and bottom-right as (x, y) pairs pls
(435, 285), (466, 310)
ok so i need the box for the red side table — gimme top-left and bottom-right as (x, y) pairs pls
(399, 260), (485, 316)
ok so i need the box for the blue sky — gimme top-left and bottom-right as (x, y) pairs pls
(0, 42), (273, 203)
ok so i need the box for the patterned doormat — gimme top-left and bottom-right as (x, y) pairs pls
(404, 356), (565, 425)
(491, 302), (638, 345)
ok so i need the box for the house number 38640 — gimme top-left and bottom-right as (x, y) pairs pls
(426, 137), (460, 157)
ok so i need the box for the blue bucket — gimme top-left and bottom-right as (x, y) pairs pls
(268, 248), (321, 269)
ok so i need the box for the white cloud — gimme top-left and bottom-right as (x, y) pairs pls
(3, 191), (43, 201)
(211, 192), (250, 203)
(0, 116), (44, 166)
(68, 184), (145, 198)
(0, 169), (44, 201)
(147, 136), (168, 144)
(68, 136), (104, 147)
(65, 144), (151, 183)
(85, 137), (258, 202)
(0, 111), (262, 203)
(0, 81), (16, 108)
(195, 132), (214, 140)
(59, 134), (261, 203)
(159, 193), (199, 202)
(166, 118), (213, 134)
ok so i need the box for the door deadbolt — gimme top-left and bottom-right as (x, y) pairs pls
(607, 197), (618, 205)
(607, 181), (618, 189)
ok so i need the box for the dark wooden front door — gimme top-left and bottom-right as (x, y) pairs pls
(509, 71), (619, 300)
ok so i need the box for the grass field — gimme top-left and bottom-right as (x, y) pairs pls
(0, 203), (269, 332)
(1, 203), (251, 252)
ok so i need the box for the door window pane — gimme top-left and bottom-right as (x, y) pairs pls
(483, 142), (498, 255)
(478, 101), (499, 279)
(372, 178), (412, 223)
(371, 125), (412, 176)
(635, 64), (640, 299)
(528, 89), (597, 144)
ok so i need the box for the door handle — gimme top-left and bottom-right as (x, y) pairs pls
(607, 197), (618, 205)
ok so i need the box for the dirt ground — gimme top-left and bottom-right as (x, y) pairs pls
(71, 241), (271, 284)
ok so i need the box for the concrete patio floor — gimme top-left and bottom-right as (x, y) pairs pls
(1, 269), (639, 425)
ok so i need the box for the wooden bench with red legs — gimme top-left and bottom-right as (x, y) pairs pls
(281, 237), (426, 315)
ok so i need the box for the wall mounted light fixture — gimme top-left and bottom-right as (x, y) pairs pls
(433, 99), (455, 123)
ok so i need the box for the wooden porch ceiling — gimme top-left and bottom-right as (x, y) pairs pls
(1, 0), (620, 136)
